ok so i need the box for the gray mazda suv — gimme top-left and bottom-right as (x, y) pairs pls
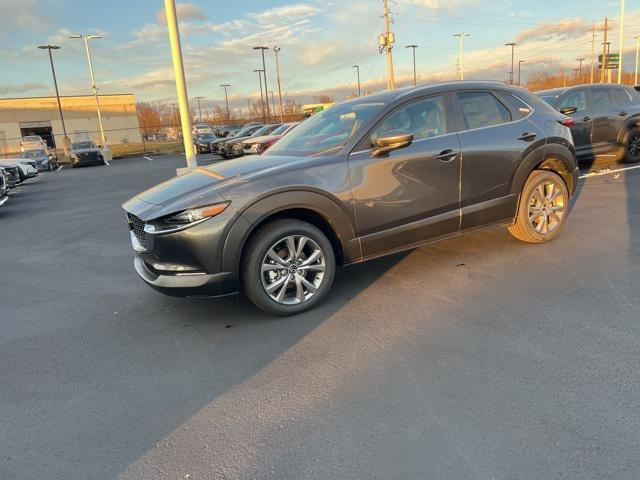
(123, 81), (579, 316)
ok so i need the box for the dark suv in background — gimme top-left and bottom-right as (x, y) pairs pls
(124, 81), (578, 316)
(536, 84), (640, 163)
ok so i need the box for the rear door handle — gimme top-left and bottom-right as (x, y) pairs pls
(582, 116), (592, 122)
(619, 111), (628, 116)
(434, 149), (458, 162)
(518, 132), (537, 141)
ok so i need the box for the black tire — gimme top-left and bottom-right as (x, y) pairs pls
(508, 170), (569, 244)
(242, 219), (336, 316)
(623, 127), (640, 163)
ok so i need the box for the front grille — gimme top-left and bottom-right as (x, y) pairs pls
(126, 212), (149, 250)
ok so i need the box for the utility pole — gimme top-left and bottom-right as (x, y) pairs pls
(253, 46), (270, 120)
(269, 91), (277, 119)
(405, 44), (418, 86)
(635, 35), (640, 85)
(253, 69), (265, 123)
(577, 58), (585, 83)
(380, 0), (396, 90)
(618, 0), (625, 84)
(272, 46), (284, 123)
(573, 68), (580, 82)
(601, 17), (609, 83)
(220, 84), (231, 124)
(353, 65), (361, 96)
(246, 99), (251, 122)
(454, 33), (469, 80)
(505, 42), (516, 85)
(518, 60), (525, 86)
(164, 0), (195, 169)
(591, 21), (596, 83)
(194, 96), (204, 123)
(38, 45), (69, 154)
(70, 34), (106, 147)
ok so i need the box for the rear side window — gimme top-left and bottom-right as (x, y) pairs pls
(590, 88), (613, 109)
(501, 93), (532, 118)
(611, 88), (632, 105)
(457, 92), (511, 130)
(558, 90), (586, 112)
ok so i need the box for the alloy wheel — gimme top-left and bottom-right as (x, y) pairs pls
(260, 235), (326, 305)
(627, 133), (640, 160)
(527, 180), (565, 235)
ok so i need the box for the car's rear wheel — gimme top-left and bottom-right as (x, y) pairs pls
(623, 127), (640, 163)
(242, 219), (335, 316)
(508, 169), (569, 243)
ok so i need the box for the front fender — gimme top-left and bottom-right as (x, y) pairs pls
(220, 189), (360, 282)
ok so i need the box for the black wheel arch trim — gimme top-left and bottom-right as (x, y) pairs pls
(221, 189), (360, 284)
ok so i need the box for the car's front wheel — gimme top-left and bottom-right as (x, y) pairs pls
(508, 169), (569, 243)
(242, 219), (336, 316)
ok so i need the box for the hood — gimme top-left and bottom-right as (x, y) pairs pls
(243, 134), (281, 146)
(122, 154), (309, 220)
(225, 135), (253, 146)
(195, 137), (216, 144)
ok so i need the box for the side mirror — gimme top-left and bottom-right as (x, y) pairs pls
(372, 133), (414, 157)
(559, 106), (578, 115)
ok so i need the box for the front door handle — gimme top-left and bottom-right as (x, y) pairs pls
(582, 116), (592, 122)
(618, 111), (628, 116)
(518, 132), (537, 142)
(434, 149), (458, 162)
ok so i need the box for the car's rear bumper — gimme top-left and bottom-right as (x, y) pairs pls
(133, 254), (237, 297)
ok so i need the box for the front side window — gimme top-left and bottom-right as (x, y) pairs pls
(558, 90), (586, 112)
(589, 88), (613, 109)
(457, 92), (511, 130)
(369, 96), (448, 148)
(611, 88), (632, 105)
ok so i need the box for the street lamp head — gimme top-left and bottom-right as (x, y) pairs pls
(220, 84), (231, 88)
(505, 42), (516, 47)
(253, 46), (268, 51)
(69, 34), (82, 39)
(38, 45), (60, 50)
(454, 33), (470, 38)
(405, 44), (418, 49)
(253, 69), (263, 73)
(87, 35), (102, 40)
(273, 46), (281, 52)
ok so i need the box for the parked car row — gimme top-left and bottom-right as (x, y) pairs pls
(0, 147), (53, 208)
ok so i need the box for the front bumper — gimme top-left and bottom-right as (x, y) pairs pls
(133, 254), (236, 297)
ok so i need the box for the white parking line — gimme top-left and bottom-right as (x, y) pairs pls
(104, 160), (110, 166)
(579, 164), (640, 179)
(57, 166), (63, 172)
(143, 156), (154, 162)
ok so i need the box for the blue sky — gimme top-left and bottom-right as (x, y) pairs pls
(1, 0), (639, 112)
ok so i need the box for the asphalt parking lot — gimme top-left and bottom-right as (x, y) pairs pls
(1, 154), (639, 480)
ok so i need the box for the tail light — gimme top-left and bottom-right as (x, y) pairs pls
(559, 117), (574, 127)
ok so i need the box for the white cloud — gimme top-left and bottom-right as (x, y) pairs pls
(248, 3), (320, 24)
(2, 0), (45, 31)
(0, 82), (48, 96)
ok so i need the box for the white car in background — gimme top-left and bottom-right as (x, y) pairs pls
(20, 135), (48, 152)
(192, 124), (213, 135)
(0, 160), (37, 182)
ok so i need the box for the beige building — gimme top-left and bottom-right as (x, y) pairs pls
(0, 93), (141, 155)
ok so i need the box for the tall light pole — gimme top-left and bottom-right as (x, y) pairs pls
(220, 84), (231, 124)
(194, 96), (204, 123)
(577, 58), (586, 83)
(69, 34), (107, 147)
(634, 35), (640, 85)
(272, 46), (284, 122)
(269, 91), (276, 118)
(405, 44), (418, 86)
(38, 45), (69, 155)
(618, 0), (625, 84)
(454, 33), (469, 80)
(518, 60), (525, 86)
(253, 46), (270, 120)
(253, 69), (265, 123)
(505, 42), (516, 85)
(352, 65), (361, 96)
(247, 99), (252, 121)
(164, 0), (195, 169)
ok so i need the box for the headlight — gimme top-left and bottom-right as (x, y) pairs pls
(144, 201), (230, 234)
(70, 153), (79, 160)
(256, 143), (267, 153)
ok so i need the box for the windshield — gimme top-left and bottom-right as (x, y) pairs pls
(23, 150), (46, 158)
(23, 136), (41, 142)
(271, 124), (293, 136)
(252, 125), (280, 137)
(266, 100), (387, 156)
(233, 126), (261, 138)
(72, 141), (96, 150)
